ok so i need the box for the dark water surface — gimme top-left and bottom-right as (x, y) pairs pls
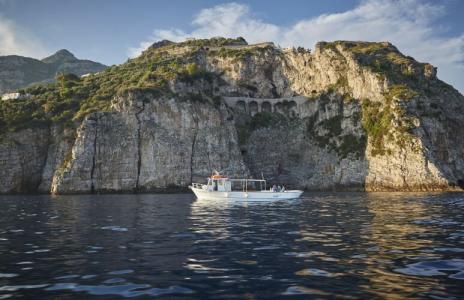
(0, 193), (463, 299)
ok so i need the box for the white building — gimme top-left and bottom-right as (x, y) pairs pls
(1, 92), (31, 101)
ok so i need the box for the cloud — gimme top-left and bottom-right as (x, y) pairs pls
(127, 3), (281, 57)
(0, 15), (47, 58)
(129, 0), (464, 92)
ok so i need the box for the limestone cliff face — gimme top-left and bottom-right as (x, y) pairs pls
(0, 39), (463, 193)
(0, 129), (49, 193)
(49, 90), (247, 193)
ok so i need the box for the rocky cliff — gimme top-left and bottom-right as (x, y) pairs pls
(0, 49), (107, 94)
(0, 37), (463, 193)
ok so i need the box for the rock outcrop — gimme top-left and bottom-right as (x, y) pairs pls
(48, 90), (247, 193)
(0, 49), (106, 94)
(0, 38), (463, 193)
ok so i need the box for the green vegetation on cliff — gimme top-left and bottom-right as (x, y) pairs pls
(361, 99), (393, 156)
(0, 36), (443, 160)
(181, 37), (248, 47)
(305, 93), (366, 159)
(307, 112), (366, 159)
(317, 41), (426, 156)
(321, 40), (435, 90)
(0, 40), (223, 136)
(361, 85), (417, 156)
(0, 37), (280, 136)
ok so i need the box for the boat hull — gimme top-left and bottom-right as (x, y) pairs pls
(189, 187), (303, 201)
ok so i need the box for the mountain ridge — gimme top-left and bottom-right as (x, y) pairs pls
(41, 49), (77, 64)
(0, 49), (107, 94)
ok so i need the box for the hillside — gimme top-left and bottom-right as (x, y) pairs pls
(0, 49), (107, 94)
(0, 37), (463, 193)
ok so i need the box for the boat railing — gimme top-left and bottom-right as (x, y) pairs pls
(191, 183), (203, 189)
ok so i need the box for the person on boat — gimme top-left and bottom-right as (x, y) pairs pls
(281, 185), (285, 192)
(272, 184), (277, 192)
(278, 185), (282, 192)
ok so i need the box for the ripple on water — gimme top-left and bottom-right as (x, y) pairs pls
(412, 219), (459, 226)
(102, 278), (126, 284)
(286, 231), (300, 235)
(187, 258), (218, 263)
(235, 260), (258, 265)
(107, 270), (134, 275)
(45, 282), (193, 297)
(253, 245), (280, 251)
(284, 251), (326, 258)
(0, 193), (463, 299)
(0, 284), (49, 292)
(449, 271), (464, 280)
(88, 246), (103, 250)
(0, 273), (18, 278)
(185, 263), (233, 274)
(448, 231), (464, 240)
(170, 232), (195, 238)
(282, 286), (330, 296)
(295, 268), (340, 277)
(100, 226), (128, 232)
(25, 249), (50, 254)
(395, 259), (464, 279)
(426, 247), (464, 253)
(55, 275), (80, 280)
(319, 257), (340, 262)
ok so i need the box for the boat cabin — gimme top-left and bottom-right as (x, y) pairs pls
(206, 175), (267, 192)
(207, 175), (232, 192)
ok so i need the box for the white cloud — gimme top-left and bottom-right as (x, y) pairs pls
(129, 0), (464, 93)
(127, 3), (281, 56)
(0, 15), (47, 58)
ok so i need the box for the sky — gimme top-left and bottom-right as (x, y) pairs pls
(0, 0), (463, 92)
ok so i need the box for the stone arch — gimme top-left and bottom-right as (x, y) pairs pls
(261, 101), (272, 113)
(287, 100), (298, 117)
(236, 100), (246, 112)
(249, 101), (258, 116)
(274, 102), (284, 114)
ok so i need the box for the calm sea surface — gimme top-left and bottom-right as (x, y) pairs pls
(0, 193), (463, 299)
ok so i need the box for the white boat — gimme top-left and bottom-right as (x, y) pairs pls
(189, 174), (303, 201)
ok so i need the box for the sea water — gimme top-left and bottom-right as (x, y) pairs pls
(0, 193), (463, 299)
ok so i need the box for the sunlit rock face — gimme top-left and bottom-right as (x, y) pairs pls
(1, 38), (463, 193)
(50, 90), (248, 194)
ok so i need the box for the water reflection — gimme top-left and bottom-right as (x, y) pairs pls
(0, 193), (463, 299)
(359, 193), (441, 299)
(0, 194), (195, 299)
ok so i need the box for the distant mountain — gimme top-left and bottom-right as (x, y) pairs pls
(0, 49), (107, 94)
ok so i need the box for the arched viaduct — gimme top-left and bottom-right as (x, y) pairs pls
(224, 96), (308, 117)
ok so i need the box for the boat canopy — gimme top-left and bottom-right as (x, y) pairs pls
(207, 177), (267, 192)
